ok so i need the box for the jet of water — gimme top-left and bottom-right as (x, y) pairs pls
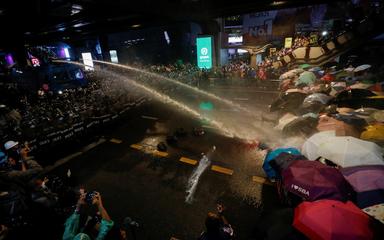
(185, 146), (215, 204)
(92, 60), (261, 120)
(54, 59), (235, 137)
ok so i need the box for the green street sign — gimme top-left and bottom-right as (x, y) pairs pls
(196, 36), (213, 69)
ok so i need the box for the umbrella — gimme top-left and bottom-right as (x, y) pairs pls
(372, 110), (384, 122)
(275, 113), (298, 130)
(332, 89), (377, 102)
(285, 88), (307, 94)
(308, 66), (321, 72)
(333, 113), (367, 127)
(317, 115), (360, 137)
(301, 131), (336, 160)
(354, 64), (371, 72)
(299, 101), (325, 114)
(341, 165), (384, 208)
(303, 93), (332, 105)
(321, 73), (335, 83)
(279, 68), (304, 80)
(263, 147), (301, 179)
(269, 91), (307, 113)
(282, 160), (353, 201)
(269, 152), (307, 174)
(336, 90), (380, 107)
(293, 200), (373, 240)
(301, 93), (331, 114)
(299, 63), (311, 69)
(363, 203), (384, 224)
(282, 115), (318, 137)
(295, 71), (316, 86)
(317, 136), (384, 167)
(349, 83), (373, 90)
(353, 108), (379, 124)
(361, 124), (384, 141)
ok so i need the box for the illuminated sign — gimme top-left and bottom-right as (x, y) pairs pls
(64, 48), (70, 58)
(284, 37), (293, 48)
(31, 57), (40, 67)
(196, 36), (213, 69)
(81, 52), (94, 71)
(109, 50), (118, 63)
(228, 35), (243, 44)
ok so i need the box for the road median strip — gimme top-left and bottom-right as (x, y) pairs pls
(130, 143), (168, 157)
(179, 157), (198, 165)
(211, 165), (234, 175)
(153, 150), (169, 157)
(130, 144), (143, 150)
(110, 138), (123, 144)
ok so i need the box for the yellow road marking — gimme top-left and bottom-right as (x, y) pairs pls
(153, 150), (169, 157)
(211, 165), (233, 175)
(252, 176), (274, 186)
(179, 157), (198, 165)
(130, 144), (143, 150)
(110, 138), (122, 144)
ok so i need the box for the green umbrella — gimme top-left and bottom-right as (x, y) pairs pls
(299, 63), (311, 69)
(295, 71), (317, 86)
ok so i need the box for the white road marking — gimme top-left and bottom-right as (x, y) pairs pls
(141, 115), (158, 120)
(43, 138), (106, 173)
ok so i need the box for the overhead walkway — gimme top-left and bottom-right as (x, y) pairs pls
(272, 8), (384, 67)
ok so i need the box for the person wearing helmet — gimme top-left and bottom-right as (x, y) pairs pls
(1, 140), (42, 182)
(4, 140), (19, 151)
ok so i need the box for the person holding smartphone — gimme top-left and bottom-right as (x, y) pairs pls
(63, 191), (114, 240)
(1, 140), (42, 182)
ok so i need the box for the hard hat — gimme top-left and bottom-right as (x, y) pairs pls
(4, 141), (18, 150)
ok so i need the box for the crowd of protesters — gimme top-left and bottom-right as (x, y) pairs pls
(0, 67), (156, 239)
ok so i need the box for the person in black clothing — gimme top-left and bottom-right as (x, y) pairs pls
(198, 204), (234, 240)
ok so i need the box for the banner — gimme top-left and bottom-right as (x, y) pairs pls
(196, 36), (213, 69)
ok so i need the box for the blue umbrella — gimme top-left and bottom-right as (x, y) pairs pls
(263, 147), (301, 179)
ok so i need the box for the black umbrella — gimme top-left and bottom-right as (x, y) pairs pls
(330, 89), (383, 109)
(332, 89), (376, 102)
(282, 115), (318, 137)
(270, 92), (307, 113)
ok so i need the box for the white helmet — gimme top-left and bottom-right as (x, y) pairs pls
(4, 141), (19, 150)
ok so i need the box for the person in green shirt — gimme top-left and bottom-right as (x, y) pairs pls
(63, 191), (114, 240)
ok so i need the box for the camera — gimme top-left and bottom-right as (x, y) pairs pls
(85, 191), (97, 205)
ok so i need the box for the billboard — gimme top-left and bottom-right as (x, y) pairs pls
(81, 52), (94, 71)
(196, 36), (213, 69)
(109, 50), (119, 63)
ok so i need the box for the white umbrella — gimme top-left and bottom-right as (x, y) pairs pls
(275, 113), (298, 130)
(317, 136), (384, 167)
(279, 68), (304, 80)
(301, 131), (336, 160)
(354, 64), (371, 72)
